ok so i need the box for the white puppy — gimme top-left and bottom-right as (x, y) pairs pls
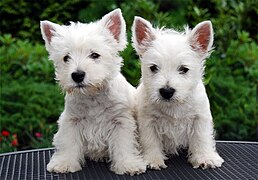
(40, 9), (146, 175)
(132, 17), (224, 170)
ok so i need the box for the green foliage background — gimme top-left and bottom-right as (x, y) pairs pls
(0, 0), (257, 152)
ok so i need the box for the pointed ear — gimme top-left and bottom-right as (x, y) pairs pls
(40, 20), (60, 46)
(189, 21), (214, 54)
(132, 16), (155, 56)
(100, 8), (127, 50)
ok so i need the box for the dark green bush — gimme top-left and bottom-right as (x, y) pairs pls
(0, 0), (90, 42)
(0, 34), (63, 152)
(207, 33), (257, 140)
(0, 79), (62, 149)
(186, 0), (257, 140)
(0, 34), (55, 83)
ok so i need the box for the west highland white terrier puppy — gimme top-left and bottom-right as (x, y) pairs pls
(132, 17), (224, 170)
(40, 9), (146, 175)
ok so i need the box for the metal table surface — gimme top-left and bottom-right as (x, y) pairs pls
(0, 141), (257, 180)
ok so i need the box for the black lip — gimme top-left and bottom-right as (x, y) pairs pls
(162, 98), (171, 102)
(75, 84), (85, 88)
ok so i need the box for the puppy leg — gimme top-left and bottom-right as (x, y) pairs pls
(188, 114), (224, 169)
(139, 115), (167, 170)
(109, 116), (146, 175)
(47, 114), (85, 173)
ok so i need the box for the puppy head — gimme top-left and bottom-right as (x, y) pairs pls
(132, 17), (213, 104)
(40, 9), (127, 95)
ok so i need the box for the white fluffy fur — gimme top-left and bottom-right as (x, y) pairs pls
(40, 9), (146, 175)
(132, 17), (224, 170)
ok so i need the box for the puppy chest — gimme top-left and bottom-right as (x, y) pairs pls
(68, 96), (119, 122)
(81, 120), (114, 154)
(66, 95), (125, 152)
(154, 118), (194, 148)
(79, 105), (117, 143)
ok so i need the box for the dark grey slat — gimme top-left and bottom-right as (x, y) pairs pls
(10, 154), (16, 180)
(4, 155), (11, 180)
(0, 142), (257, 180)
(230, 143), (258, 179)
(17, 153), (22, 180)
(0, 156), (5, 180)
(219, 143), (257, 179)
(213, 144), (240, 179)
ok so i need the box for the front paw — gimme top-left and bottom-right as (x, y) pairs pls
(189, 152), (224, 169)
(144, 154), (167, 170)
(111, 159), (146, 176)
(47, 157), (82, 173)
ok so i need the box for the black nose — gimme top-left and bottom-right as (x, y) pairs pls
(159, 87), (175, 100)
(71, 71), (85, 83)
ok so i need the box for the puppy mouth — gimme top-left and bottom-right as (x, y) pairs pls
(66, 82), (105, 95)
(159, 96), (186, 104)
(161, 98), (172, 102)
(155, 95), (178, 103)
(151, 96), (172, 104)
(65, 83), (86, 94)
(75, 83), (86, 89)
(158, 97), (175, 103)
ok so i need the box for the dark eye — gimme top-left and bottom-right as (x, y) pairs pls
(89, 52), (100, 59)
(150, 64), (158, 73)
(63, 55), (70, 63)
(179, 65), (189, 74)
